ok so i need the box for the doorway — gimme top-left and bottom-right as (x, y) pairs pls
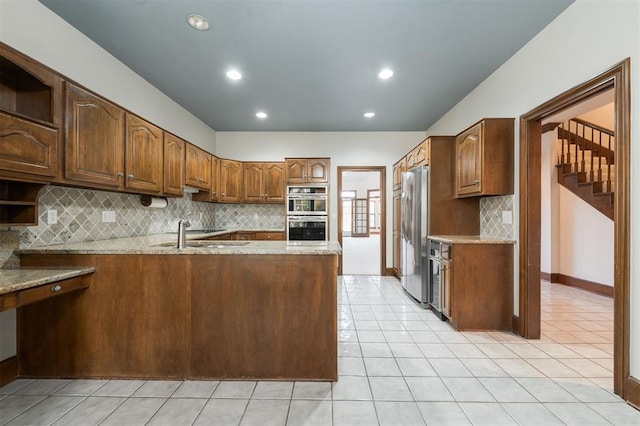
(519, 59), (632, 401)
(338, 167), (386, 276)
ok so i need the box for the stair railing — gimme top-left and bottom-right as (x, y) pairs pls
(557, 118), (615, 191)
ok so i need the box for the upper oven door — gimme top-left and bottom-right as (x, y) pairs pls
(287, 195), (327, 215)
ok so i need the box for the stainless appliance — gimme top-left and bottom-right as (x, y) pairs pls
(287, 186), (328, 215)
(428, 239), (450, 320)
(287, 215), (327, 241)
(401, 165), (429, 303)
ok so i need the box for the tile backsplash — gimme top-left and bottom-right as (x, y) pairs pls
(480, 195), (515, 239)
(0, 185), (285, 267)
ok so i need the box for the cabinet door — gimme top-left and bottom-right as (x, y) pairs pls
(456, 122), (483, 196)
(64, 83), (124, 188)
(415, 140), (428, 166)
(243, 162), (264, 203)
(263, 162), (285, 202)
(0, 112), (58, 178)
(210, 156), (220, 201)
(185, 144), (210, 190)
(406, 150), (417, 170)
(285, 159), (307, 183)
(220, 159), (242, 202)
(125, 114), (163, 194)
(442, 258), (452, 319)
(307, 158), (329, 183)
(392, 158), (406, 191)
(163, 133), (185, 196)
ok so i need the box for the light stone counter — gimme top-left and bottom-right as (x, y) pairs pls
(0, 267), (95, 295)
(17, 232), (342, 256)
(428, 235), (515, 244)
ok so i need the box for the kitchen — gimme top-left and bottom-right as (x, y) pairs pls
(1, 0), (640, 424)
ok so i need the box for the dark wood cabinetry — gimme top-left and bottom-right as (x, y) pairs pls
(185, 143), (211, 190)
(444, 242), (513, 330)
(285, 158), (330, 184)
(406, 139), (429, 170)
(455, 118), (514, 198)
(124, 114), (163, 194)
(0, 44), (62, 181)
(64, 83), (125, 188)
(243, 162), (285, 203)
(163, 133), (185, 196)
(0, 180), (46, 226)
(392, 158), (406, 191)
(219, 159), (243, 203)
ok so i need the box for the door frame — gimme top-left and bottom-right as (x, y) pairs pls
(519, 59), (633, 401)
(337, 166), (386, 276)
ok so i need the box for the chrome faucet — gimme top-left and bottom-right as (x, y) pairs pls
(177, 212), (192, 249)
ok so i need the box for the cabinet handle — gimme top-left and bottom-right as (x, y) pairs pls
(127, 174), (134, 180)
(51, 284), (62, 293)
(222, 192), (225, 196)
(212, 191), (216, 196)
(267, 235), (271, 239)
(117, 172), (124, 178)
(474, 180), (479, 185)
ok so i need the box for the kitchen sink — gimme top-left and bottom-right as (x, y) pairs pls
(155, 241), (250, 248)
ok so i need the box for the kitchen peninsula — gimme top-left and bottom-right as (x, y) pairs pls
(15, 232), (341, 381)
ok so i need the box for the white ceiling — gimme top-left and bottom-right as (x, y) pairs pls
(39, 0), (574, 132)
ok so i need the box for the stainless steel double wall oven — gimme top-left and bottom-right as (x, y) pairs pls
(286, 185), (328, 241)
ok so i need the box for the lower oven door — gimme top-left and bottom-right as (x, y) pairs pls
(287, 216), (327, 241)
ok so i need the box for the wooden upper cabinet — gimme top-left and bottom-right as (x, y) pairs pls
(243, 162), (285, 203)
(455, 118), (514, 198)
(163, 133), (185, 196)
(210, 156), (220, 201)
(125, 114), (163, 194)
(185, 143), (211, 190)
(219, 159), (242, 202)
(392, 157), (406, 191)
(285, 158), (330, 184)
(406, 139), (429, 171)
(64, 83), (125, 188)
(0, 46), (62, 180)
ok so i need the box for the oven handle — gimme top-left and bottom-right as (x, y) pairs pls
(287, 216), (327, 222)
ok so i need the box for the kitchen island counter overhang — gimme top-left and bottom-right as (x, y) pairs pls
(17, 235), (341, 381)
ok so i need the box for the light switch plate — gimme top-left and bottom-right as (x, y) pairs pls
(102, 210), (116, 223)
(47, 209), (57, 225)
(502, 211), (512, 224)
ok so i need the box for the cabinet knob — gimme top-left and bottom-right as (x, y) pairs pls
(474, 180), (479, 185)
(212, 191), (216, 196)
(127, 174), (134, 179)
(267, 235), (271, 239)
(222, 192), (225, 196)
(117, 172), (124, 178)
(51, 284), (62, 293)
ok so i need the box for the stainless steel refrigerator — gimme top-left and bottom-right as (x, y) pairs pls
(401, 165), (429, 303)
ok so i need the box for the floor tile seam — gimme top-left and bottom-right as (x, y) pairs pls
(36, 394), (88, 426)
(497, 401), (566, 425)
(0, 394), (47, 425)
(540, 401), (619, 425)
(92, 395), (129, 426)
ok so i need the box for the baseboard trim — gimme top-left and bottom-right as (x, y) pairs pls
(540, 271), (613, 298)
(512, 315), (519, 335)
(626, 376), (640, 410)
(383, 268), (395, 277)
(0, 356), (18, 387)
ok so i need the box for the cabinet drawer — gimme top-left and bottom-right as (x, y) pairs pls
(255, 232), (284, 241)
(16, 276), (89, 308)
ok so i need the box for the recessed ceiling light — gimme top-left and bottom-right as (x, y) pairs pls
(256, 111), (268, 119)
(364, 112), (375, 118)
(226, 69), (242, 80)
(378, 68), (394, 80)
(186, 14), (211, 31)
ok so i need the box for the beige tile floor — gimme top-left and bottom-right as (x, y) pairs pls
(1, 276), (638, 425)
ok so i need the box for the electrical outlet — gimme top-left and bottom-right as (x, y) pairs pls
(502, 211), (512, 225)
(47, 209), (57, 225)
(102, 210), (116, 223)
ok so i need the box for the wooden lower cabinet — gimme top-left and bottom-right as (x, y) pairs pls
(19, 252), (337, 380)
(445, 243), (513, 331)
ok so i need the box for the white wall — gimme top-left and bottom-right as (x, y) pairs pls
(423, 0), (640, 377)
(0, 0), (217, 152)
(216, 131), (425, 262)
(540, 132), (560, 275)
(342, 172), (381, 199)
(558, 188), (614, 285)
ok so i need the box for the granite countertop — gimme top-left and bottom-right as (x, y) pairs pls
(0, 267), (96, 295)
(428, 235), (516, 244)
(17, 231), (342, 256)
